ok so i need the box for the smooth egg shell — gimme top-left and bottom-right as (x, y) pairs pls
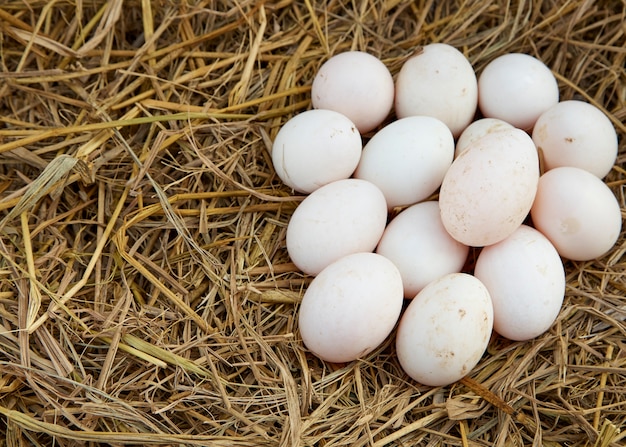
(376, 201), (469, 297)
(478, 53), (559, 131)
(311, 51), (395, 133)
(532, 100), (618, 178)
(354, 116), (454, 208)
(455, 118), (514, 158)
(298, 253), (404, 363)
(272, 109), (362, 194)
(474, 225), (565, 341)
(395, 43), (478, 137)
(395, 273), (494, 387)
(439, 128), (539, 247)
(286, 179), (388, 276)
(530, 167), (622, 261)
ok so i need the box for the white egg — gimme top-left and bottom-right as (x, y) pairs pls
(298, 252), (404, 363)
(478, 53), (559, 131)
(439, 128), (540, 247)
(474, 225), (565, 341)
(286, 178), (387, 276)
(272, 109), (362, 194)
(396, 273), (494, 387)
(354, 116), (454, 208)
(395, 43), (478, 137)
(311, 51), (395, 133)
(455, 118), (514, 158)
(530, 167), (622, 261)
(532, 100), (618, 178)
(376, 201), (469, 298)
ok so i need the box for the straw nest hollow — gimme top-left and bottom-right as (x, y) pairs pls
(0, 1), (625, 446)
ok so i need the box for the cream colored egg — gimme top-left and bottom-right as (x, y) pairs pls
(478, 53), (558, 131)
(376, 201), (469, 297)
(455, 118), (514, 158)
(272, 109), (362, 194)
(354, 116), (454, 208)
(532, 100), (618, 178)
(395, 273), (493, 387)
(474, 225), (565, 341)
(395, 43), (478, 138)
(311, 51), (395, 133)
(439, 127), (539, 247)
(298, 253), (404, 363)
(530, 167), (621, 261)
(286, 178), (388, 276)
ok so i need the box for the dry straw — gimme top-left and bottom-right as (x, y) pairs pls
(0, 0), (624, 446)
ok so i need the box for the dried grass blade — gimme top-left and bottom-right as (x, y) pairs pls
(303, 0), (329, 55)
(229, 5), (267, 106)
(114, 234), (213, 334)
(593, 345), (614, 431)
(0, 8), (35, 32)
(0, 113), (250, 155)
(594, 419), (621, 447)
(0, 404), (264, 446)
(97, 334), (167, 369)
(75, 107), (141, 159)
(143, 86), (307, 116)
(239, 317), (301, 445)
(74, 0), (122, 56)
(29, 186), (129, 333)
(5, 418), (23, 446)
(100, 111), (229, 291)
(35, 325), (75, 377)
(67, 2), (107, 52)
(194, 147), (301, 203)
(460, 376), (518, 417)
(120, 333), (215, 380)
(3, 146), (49, 169)
(371, 410), (447, 446)
(0, 155), (81, 230)
(20, 212), (41, 330)
(10, 28), (77, 58)
(16, 0), (62, 71)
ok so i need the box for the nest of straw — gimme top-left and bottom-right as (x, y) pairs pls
(0, 1), (625, 446)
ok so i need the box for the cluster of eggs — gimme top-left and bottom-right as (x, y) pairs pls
(271, 44), (621, 387)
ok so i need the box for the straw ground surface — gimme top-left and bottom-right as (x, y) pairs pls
(0, 1), (625, 446)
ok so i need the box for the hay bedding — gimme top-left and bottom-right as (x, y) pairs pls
(0, 0), (624, 445)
